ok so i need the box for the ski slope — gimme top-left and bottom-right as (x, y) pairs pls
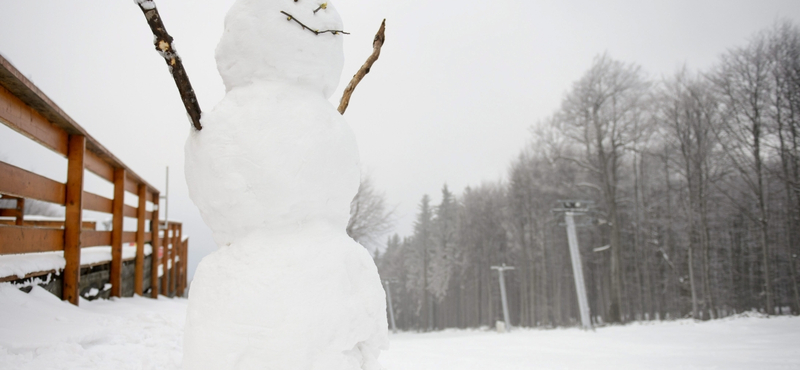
(1, 284), (798, 369)
(381, 317), (800, 369)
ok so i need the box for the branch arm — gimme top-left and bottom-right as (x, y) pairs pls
(338, 19), (386, 115)
(136, 0), (203, 131)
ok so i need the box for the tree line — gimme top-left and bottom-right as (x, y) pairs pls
(371, 21), (800, 330)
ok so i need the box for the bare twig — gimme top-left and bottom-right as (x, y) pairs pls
(281, 11), (349, 36)
(135, 0), (203, 131)
(338, 19), (386, 115)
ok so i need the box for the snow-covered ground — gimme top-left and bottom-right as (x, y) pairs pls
(381, 317), (800, 370)
(1, 283), (798, 369)
(0, 285), (186, 370)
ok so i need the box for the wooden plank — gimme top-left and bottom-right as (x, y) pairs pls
(0, 209), (16, 217)
(83, 191), (112, 213)
(123, 204), (138, 218)
(62, 135), (84, 306)
(110, 168), (125, 298)
(145, 210), (153, 220)
(0, 225), (63, 254)
(84, 151), (114, 182)
(0, 84), (69, 156)
(0, 269), (57, 283)
(0, 161), (66, 205)
(124, 177), (138, 195)
(143, 231), (152, 243)
(122, 231), (136, 243)
(135, 184), (146, 296)
(0, 219), (95, 229)
(80, 230), (111, 247)
(150, 193), (160, 298)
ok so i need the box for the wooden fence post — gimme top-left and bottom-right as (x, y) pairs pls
(171, 223), (179, 295)
(135, 184), (146, 295)
(184, 238), (189, 294)
(179, 235), (188, 297)
(176, 225), (183, 296)
(161, 221), (169, 296)
(110, 168), (125, 297)
(63, 135), (85, 306)
(14, 197), (24, 226)
(150, 192), (160, 298)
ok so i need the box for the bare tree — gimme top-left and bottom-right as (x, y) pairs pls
(767, 21), (800, 313)
(555, 54), (651, 323)
(347, 174), (394, 250)
(710, 34), (776, 315)
(658, 69), (721, 319)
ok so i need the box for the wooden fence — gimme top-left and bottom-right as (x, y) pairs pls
(0, 54), (187, 305)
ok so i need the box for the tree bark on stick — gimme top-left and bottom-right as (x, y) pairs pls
(136, 0), (203, 131)
(338, 20), (386, 115)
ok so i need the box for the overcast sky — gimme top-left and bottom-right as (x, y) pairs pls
(2, 0), (800, 280)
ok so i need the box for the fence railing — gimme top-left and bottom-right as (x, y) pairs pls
(0, 54), (187, 305)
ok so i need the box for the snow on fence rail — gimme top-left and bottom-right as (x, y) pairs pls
(0, 54), (187, 305)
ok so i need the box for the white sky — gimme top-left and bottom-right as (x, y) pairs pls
(1, 0), (799, 280)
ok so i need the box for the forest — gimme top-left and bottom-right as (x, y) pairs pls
(366, 21), (800, 330)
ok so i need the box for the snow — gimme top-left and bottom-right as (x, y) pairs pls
(1, 285), (798, 370)
(0, 252), (64, 280)
(382, 319), (800, 369)
(0, 244), (154, 280)
(181, 0), (387, 369)
(0, 284), (187, 370)
(0, 215), (70, 222)
(81, 244), (147, 266)
(134, 0), (156, 11)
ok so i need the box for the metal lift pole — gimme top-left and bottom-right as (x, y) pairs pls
(564, 210), (592, 329)
(491, 263), (515, 331)
(384, 280), (397, 333)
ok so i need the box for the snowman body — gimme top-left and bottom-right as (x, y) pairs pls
(182, 1), (388, 369)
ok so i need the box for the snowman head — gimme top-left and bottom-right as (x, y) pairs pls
(216, 0), (345, 98)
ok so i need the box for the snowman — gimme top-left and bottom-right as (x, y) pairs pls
(182, 0), (389, 369)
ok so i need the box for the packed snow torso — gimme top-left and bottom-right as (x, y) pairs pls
(185, 81), (360, 247)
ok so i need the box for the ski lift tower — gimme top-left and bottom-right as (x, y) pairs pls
(490, 263), (515, 331)
(554, 200), (593, 330)
(383, 279), (398, 333)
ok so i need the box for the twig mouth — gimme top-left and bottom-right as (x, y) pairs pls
(280, 11), (349, 36)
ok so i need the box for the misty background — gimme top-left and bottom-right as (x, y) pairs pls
(1, 0), (799, 284)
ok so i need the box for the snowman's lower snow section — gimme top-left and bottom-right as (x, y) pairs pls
(182, 230), (388, 370)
